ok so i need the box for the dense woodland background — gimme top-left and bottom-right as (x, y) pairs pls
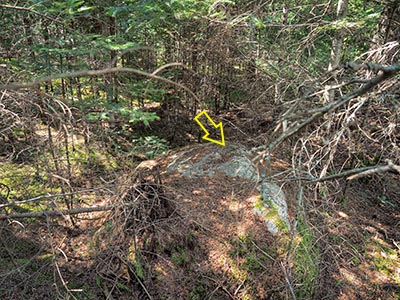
(0, 0), (399, 299)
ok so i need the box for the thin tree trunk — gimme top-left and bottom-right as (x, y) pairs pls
(372, 1), (400, 64)
(325, 0), (348, 103)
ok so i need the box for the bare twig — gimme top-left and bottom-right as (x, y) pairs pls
(201, 275), (235, 300)
(251, 240), (276, 262)
(280, 261), (297, 300)
(306, 160), (400, 183)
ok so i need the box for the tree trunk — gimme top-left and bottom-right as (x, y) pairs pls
(325, 0), (348, 103)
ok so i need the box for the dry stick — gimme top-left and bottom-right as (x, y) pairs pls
(306, 161), (400, 183)
(0, 67), (201, 104)
(0, 189), (100, 209)
(0, 205), (113, 220)
(347, 161), (400, 180)
(280, 261), (297, 300)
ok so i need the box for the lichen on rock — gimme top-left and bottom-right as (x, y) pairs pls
(254, 182), (290, 235)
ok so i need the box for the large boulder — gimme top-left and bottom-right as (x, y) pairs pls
(166, 143), (258, 181)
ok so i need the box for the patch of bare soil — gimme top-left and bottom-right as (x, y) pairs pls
(100, 152), (287, 300)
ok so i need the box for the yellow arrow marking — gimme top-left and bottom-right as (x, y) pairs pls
(194, 110), (225, 146)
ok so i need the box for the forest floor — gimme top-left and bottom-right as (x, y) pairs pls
(0, 105), (399, 300)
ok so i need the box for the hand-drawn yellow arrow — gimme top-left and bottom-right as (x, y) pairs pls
(194, 110), (225, 146)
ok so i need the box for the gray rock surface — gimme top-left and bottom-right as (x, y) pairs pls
(167, 144), (259, 181)
(255, 182), (290, 235)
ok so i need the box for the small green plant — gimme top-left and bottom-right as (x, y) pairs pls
(293, 217), (320, 298)
(135, 258), (145, 281)
(189, 283), (207, 300)
(172, 247), (188, 266)
(185, 232), (198, 249)
(96, 275), (102, 288)
(131, 135), (168, 158)
(229, 233), (258, 257)
(116, 282), (130, 291)
(244, 254), (263, 272)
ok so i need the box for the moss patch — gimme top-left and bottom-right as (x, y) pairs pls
(254, 196), (289, 234)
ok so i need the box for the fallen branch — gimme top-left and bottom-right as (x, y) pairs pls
(0, 188), (101, 209)
(347, 160), (400, 180)
(0, 66), (200, 104)
(0, 205), (113, 220)
(247, 62), (400, 161)
(306, 160), (400, 183)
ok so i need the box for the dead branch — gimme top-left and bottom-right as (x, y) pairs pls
(307, 160), (400, 183)
(0, 4), (64, 25)
(275, 66), (399, 149)
(0, 205), (113, 220)
(347, 160), (400, 180)
(0, 189), (103, 209)
(0, 66), (201, 105)
(268, 61), (400, 151)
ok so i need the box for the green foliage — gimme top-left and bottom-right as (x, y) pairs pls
(229, 233), (271, 274)
(293, 217), (320, 299)
(120, 108), (160, 125)
(370, 237), (400, 285)
(135, 258), (145, 281)
(189, 282), (207, 300)
(0, 162), (57, 205)
(172, 247), (188, 266)
(86, 107), (160, 126)
(127, 82), (167, 103)
(132, 136), (168, 158)
(244, 254), (263, 271)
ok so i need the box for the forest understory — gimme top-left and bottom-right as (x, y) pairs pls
(1, 1), (399, 299)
